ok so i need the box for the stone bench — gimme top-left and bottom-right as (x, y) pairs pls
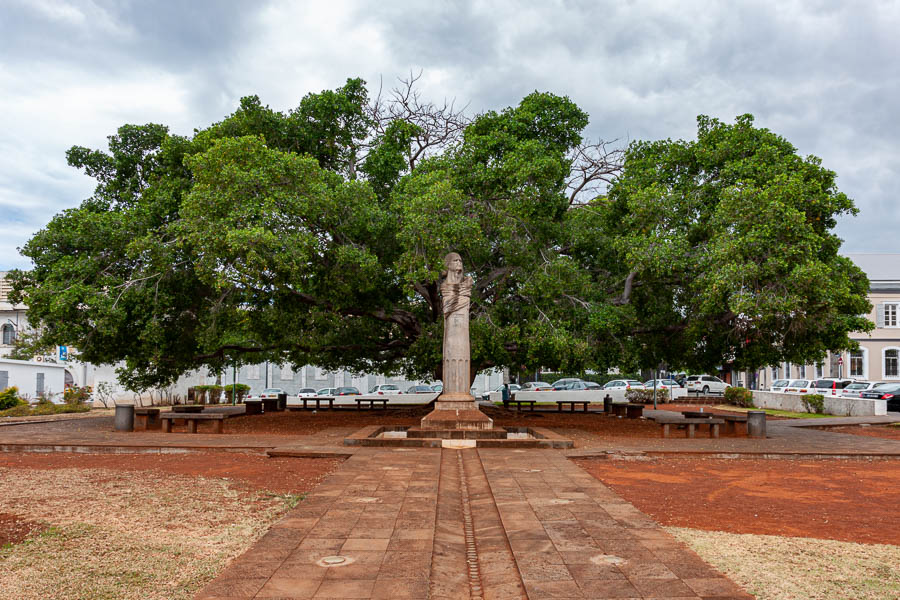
(244, 399), (263, 415)
(721, 414), (749, 434)
(556, 400), (590, 412)
(261, 398), (285, 412)
(161, 412), (226, 434)
(356, 398), (389, 410)
(626, 404), (644, 419)
(134, 408), (160, 430)
(655, 417), (724, 438)
(172, 405), (204, 413)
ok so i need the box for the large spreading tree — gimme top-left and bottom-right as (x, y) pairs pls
(10, 76), (872, 389)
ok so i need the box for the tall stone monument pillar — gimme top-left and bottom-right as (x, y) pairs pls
(420, 253), (493, 431)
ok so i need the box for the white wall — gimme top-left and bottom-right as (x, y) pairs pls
(751, 390), (886, 416)
(0, 358), (67, 402)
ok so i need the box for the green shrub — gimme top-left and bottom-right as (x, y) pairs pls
(801, 394), (826, 414)
(206, 385), (223, 404)
(63, 386), (91, 405)
(222, 383), (251, 402)
(625, 388), (670, 404)
(0, 387), (24, 410)
(724, 387), (754, 408)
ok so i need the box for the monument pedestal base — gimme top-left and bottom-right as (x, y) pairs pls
(420, 393), (493, 431)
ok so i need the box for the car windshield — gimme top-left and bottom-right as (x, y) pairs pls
(529, 382), (551, 388)
(262, 388), (282, 394)
(626, 380), (643, 386)
(380, 385), (399, 390)
(686, 376), (700, 381)
(772, 380), (789, 387)
(845, 383), (868, 390)
(788, 380), (809, 387)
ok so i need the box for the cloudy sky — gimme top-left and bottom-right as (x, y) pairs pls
(1, 0), (898, 270)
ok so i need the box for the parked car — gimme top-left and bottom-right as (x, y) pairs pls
(783, 379), (814, 394)
(643, 379), (681, 389)
(259, 388), (284, 399)
(770, 379), (791, 393)
(551, 378), (583, 389)
(481, 383), (521, 401)
(317, 387), (337, 396)
(602, 380), (645, 390)
(561, 381), (602, 391)
(685, 375), (729, 395)
(860, 383), (900, 411)
(407, 385), (436, 393)
(335, 387), (361, 396)
(841, 382), (887, 398)
(369, 384), (403, 395)
(431, 383), (443, 393)
(810, 379), (854, 396)
(297, 388), (317, 398)
(519, 381), (553, 391)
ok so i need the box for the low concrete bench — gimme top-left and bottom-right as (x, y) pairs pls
(721, 414), (748, 434)
(626, 404), (644, 419)
(172, 405), (204, 413)
(244, 399), (263, 415)
(261, 398), (285, 412)
(556, 400), (590, 412)
(356, 398), (389, 410)
(503, 399), (537, 411)
(611, 403), (628, 417)
(656, 417), (724, 439)
(134, 408), (161, 430)
(161, 412), (226, 434)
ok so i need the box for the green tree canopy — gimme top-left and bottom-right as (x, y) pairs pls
(10, 78), (871, 389)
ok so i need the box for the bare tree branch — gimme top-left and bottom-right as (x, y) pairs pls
(567, 138), (625, 205)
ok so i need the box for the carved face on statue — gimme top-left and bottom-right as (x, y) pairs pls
(443, 252), (464, 284)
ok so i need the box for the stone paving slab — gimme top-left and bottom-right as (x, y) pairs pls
(197, 447), (751, 599)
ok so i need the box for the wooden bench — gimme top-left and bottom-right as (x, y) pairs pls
(503, 399), (537, 411)
(655, 417), (724, 438)
(611, 403), (628, 417)
(134, 408), (160, 430)
(244, 399), (263, 415)
(626, 403), (644, 419)
(556, 400), (590, 412)
(161, 412), (226, 434)
(356, 398), (389, 410)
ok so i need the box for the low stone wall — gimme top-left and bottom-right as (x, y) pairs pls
(511, 387), (686, 404)
(751, 390), (887, 416)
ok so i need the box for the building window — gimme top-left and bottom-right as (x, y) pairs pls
(886, 303), (899, 327)
(36, 373), (45, 395)
(1, 324), (15, 345)
(247, 365), (260, 380)
(849, 350), (866, 378)
(884, 348), (900, 378)
(772, 365), (780, 380)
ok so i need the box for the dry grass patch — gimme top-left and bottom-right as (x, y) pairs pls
(668, 527), (900, 600)
(0, 466), (302, 600)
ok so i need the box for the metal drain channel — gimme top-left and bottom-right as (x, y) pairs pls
(457, 450), (483, 599)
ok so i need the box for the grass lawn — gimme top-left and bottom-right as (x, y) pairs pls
(713, 404), (833, 419)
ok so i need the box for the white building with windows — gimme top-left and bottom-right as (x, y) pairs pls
(0, 271), (28, 358)
(758, 253), (900, 387)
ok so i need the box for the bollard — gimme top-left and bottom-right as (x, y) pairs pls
(603, 394), (613, 414)
(747, 410), (766, 439)
(114, 404), (135, 432)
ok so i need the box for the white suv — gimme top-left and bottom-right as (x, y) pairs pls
(369, 384), (403, 395)
(685, 375), (729, 395)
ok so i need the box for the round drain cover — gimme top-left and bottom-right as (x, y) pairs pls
(350, 497), (380, 503)
(321, 556), (347, 565)
(591, 554), (625, 565)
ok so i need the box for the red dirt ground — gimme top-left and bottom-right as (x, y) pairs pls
(0, 453), (342, 496)
(0, 513), (45, 547)
(576, 457), (900, 546)
(817, 425), (900, 441)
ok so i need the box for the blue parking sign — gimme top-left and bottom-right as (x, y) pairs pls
(59, 346), (68, 361)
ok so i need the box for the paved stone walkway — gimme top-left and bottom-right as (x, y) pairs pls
(197, 448), (751, 599)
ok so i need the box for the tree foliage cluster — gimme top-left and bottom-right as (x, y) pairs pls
(10, 75), (871, 389)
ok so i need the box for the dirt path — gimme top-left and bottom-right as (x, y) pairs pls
(575, 457), (900, 545)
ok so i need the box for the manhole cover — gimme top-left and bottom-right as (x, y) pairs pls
(523, 469), (542, 472)
(317, 555), (354, 567)
(349, 497), (380, 503)
(591, 554), (625, 565)
(393, 448), (415, 452)
(548, 499), (572, 505)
